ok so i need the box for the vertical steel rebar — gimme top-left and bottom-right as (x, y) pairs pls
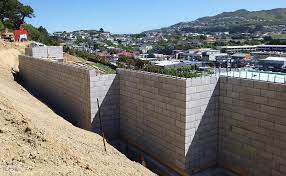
(97, 98), (107, 152)
(141, 154), (146, 167)
(176, 69), (178, 79)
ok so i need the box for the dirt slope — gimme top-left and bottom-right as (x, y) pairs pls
(0, 41), (29, 71)
(0, 42), (154, 176)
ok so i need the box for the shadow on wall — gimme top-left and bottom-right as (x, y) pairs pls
(185, 82), (220, 174)
(19, 56), (121, 142)
(18, 78), (82, 128)
(18, 56), (92, 130)
(90, 74), (120, 142)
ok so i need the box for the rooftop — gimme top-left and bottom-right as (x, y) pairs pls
(219, 70), (286, 84)
(221, 45), (257, 49)
(152, 60), (181, 66)
(221, 45), (286, 49)
(258, 44), (286, 48)
(264, 57), (286, 61)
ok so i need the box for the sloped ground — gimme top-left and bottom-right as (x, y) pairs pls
(0, 41), (154, 176)
(0, 41), (29, 71)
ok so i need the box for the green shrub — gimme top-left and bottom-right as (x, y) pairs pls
(24, 24), (59, 46)
(0, 21), (4, 31)
(143, 65), (204, 78)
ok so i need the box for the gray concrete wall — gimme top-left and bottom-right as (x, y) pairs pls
(185, 76), (219, 173)
(118, 69), (286, 176)
(118, 69), (188, 172)
(118, 69), (220, 174)
(89, 74), (120, 140)
(25, 46), (63, 60)
(19, 55), (91, 129)
(218, 77), (286, 176)
(18, 58), (286, 175)
(19, 55), (120, 140)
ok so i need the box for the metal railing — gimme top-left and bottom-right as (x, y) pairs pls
(216, 68), (286, 84)
(139, 66), (286, 84)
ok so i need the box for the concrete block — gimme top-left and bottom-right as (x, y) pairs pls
(268, 83), (286, 92)
(253, 96), (268, 104)
(190, 78), (202, 87)
(253, 81), (269, 90)
(240, 79), (254, 87)
(30, 68), (281, 175)
(244, 87), (261, 96)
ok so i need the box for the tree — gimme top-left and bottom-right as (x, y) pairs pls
(0, 21), (5, 31)
(75, 37), (87, 45)
(0, 0), (34, 29)
(150, 44), (174, 55)
(133, 33), (146, 38)
(38, 26), (48, 34)
(0, 0), (59, 45)
(19, 5), (34, 25)
(99, 28), (104, 33)
(12, 4), (34, 28)
(199, 35), (207, 40)
(24, 24), (60, 46)
(134, 59), (145, 69)
(0, 0), (19, 21)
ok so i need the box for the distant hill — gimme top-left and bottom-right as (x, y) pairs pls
(144, 8), (286, 34)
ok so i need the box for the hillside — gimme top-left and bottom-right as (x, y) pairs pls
(0, 41), (29, 71)
(0, 41), (154, 176)
(145, 8), (286, 34)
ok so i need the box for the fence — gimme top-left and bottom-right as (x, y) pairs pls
(139, 66), (286, 84)
(217, 68), (286, 84)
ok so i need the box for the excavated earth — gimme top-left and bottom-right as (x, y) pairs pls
(0, 41), (154, 176)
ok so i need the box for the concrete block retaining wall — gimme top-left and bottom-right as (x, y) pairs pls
(25, 46), (63, 60)
(18, 56), (286, 175)
(218, 77), (286, 176)
(118, 69), (219, 173)
(89, 73), (120, 140)
(118, 69), (187, 172)
(118, 69), (286, 175)
(19, 55), (119, 139)
(185, 76), (219, 173)
(19, 55), (91, 129)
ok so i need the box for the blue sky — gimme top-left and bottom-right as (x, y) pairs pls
(20, 0), (286, 34)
